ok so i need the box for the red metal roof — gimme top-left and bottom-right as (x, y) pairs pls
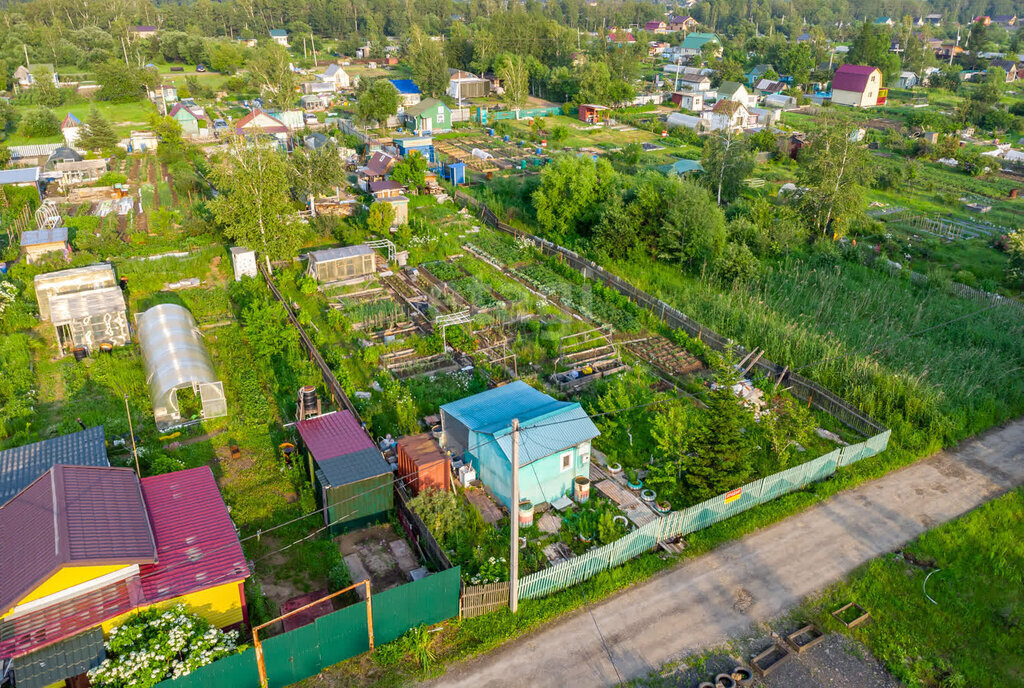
(235, 108), (289, 134)
(139, 466), (249, 602)
(0, 465), (156, 617)
(297, 410), (376, 463)
(0, 467), (246, 660)
(832, 64), (880, 93)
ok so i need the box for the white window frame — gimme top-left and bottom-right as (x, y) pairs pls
(560, 452), (573, 472)
(581, 452), (590, 465)
(436, 109), (445, 123)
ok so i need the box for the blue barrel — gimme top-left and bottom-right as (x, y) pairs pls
(536, 147), (543, 155)
(489, 128), (495, 136)
(504, 134), (510, 142)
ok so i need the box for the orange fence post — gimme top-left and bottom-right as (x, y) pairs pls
(253, 627), (268, 688)
(365, 579), (374, 650)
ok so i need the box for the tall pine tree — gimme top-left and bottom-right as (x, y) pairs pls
(77, 109), (119, 151)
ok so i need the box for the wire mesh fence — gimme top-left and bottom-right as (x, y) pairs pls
(517, 429), (890, 601)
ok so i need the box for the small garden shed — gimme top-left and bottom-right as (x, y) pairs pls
(296, 411), (394, 532)
(396, 433), (450, 496)
(21, 227), (70, 264)
(306, 245), (376, 284)
(440, 381), (600, 509)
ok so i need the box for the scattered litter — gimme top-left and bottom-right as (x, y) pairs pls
(164, 278), (200, 290)
(815, 428), (849, 446)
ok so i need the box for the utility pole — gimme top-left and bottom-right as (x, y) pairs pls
(311, 34), (318, 65)
(509, 418), (520, 613)
(673, 55), (682, 92)
(124, 393), (140, 475)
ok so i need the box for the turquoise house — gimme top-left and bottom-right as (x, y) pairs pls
(440, 381), (600, 510)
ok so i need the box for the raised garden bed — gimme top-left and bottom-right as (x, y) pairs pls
(785, 624), (825, 653)
(751, 643), (791, 677)
(831, 601), (870, 628)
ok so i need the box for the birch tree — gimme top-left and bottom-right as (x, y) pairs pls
(495, 53), (529, 110)
(701, 128), (754, 205)
(796, 114), (869, 239)
(210, 135), (299, 272)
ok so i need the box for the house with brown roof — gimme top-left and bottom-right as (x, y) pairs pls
(667, 15), (698, 32)
(0, 465), (248, 686)
(357, 151), (396, 191)
(644, 20), (668, 34)
(702, 100), (750, 132)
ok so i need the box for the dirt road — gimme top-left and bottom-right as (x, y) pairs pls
(426, 420), (1024, 688)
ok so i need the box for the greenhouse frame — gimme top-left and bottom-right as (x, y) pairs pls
(136, 304), (227, 430)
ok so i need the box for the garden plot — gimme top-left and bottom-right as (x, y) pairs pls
(420, 259), (507, 312)
(550, 325), (628, 392)
(338, 524), (427, 595)
(332, 288), (415, 337)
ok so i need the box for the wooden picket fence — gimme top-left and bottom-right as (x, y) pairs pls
(461, 580), (511, 618)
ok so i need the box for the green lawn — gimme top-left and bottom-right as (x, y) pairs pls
(808, 488), (1024, 687)
(1, 100), (158, 145)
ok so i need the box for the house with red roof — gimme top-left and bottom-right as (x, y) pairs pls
(608, 29), (636, 44)
(235, 109), (291, 149)
(0, 465), (248, 686)
(169, 102), (210, 136)
(831, 64), (886, 107)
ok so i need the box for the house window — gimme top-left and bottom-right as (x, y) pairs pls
(437, 110), (445, 123)
(581, 452), (590, 465)
(560, 452), (573, 472)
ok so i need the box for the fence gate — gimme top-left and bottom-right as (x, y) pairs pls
(461, 581), (511, 619)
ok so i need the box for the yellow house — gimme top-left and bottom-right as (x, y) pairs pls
(0, 465), (248, 687)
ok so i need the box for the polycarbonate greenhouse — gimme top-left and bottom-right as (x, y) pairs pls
(136, 304), (227, 430)
(33, 264), (129, 356)
(306, 245), (376, 283)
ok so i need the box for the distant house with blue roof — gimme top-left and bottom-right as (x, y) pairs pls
(389, 79), (422, 107)
(439, 381), (600, 510)
(269, 29), (289, 47)
(61, 112), (81, 146)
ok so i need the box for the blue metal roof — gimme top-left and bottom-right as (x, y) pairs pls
(0, 426), (109, 506)
(269, 29), (287, 36)
(442, 381), (600, 467)
(390, 79), (421, 95)
(0, 167), (40, 186)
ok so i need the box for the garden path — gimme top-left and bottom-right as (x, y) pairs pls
(423, 418), (1024, 688)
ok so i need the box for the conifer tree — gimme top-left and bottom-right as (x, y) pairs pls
(77, 109), (119, 151)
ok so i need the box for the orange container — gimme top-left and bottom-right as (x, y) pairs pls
(396, 433), (451, 495)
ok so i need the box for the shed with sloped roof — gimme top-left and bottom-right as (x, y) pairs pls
(440, 380), (600, 509)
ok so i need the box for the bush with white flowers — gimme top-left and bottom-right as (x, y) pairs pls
(88, 605), (239, 688)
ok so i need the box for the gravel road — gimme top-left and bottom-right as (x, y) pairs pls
(424, 419), (1024, 688)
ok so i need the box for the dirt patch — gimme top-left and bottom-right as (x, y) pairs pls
(337, 524), (422, 594)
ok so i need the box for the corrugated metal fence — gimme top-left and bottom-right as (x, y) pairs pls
(518, 430), (890, 600)
(154, 567), (461, 688)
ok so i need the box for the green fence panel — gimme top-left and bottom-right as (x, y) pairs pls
(155, 647), (260, 688)
(372, 567), (461, 645)
(315, 600), (370, 669)
(263, 621), (321, 688)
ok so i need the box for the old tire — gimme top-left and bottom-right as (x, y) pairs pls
(732, 666), (753, 684)
(715, 674), (737, 688)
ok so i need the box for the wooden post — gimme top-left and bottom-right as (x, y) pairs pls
(365, 579), (374, 650)
(254, 627), (268, 688)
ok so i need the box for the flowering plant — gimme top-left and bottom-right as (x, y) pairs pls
(88, 605), (239, 688)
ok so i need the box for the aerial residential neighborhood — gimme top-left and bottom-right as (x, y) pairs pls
(0, 1), (1022, 687)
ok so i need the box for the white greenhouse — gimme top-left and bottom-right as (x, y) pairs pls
(136, 303), (227, 430)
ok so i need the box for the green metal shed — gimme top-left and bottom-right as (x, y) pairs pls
(314, 447), (394, 533)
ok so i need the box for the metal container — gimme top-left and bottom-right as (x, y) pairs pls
(518, 500), (534, 527)
(574, 476), (591, 503)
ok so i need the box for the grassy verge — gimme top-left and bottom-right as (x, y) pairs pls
(807, 487), (1024, 687)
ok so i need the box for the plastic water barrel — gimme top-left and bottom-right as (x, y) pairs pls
(72, 346), (88, 361)
(518, 500), (534, 527)
(489, 128), (495, 136)
(536, 147), (543, 155)
(574, 476), (591, 503)
(504, 134), (510, 142)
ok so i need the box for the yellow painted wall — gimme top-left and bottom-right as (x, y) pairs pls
(102, 579), (245, 632)
(3, 564), (130, 617)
